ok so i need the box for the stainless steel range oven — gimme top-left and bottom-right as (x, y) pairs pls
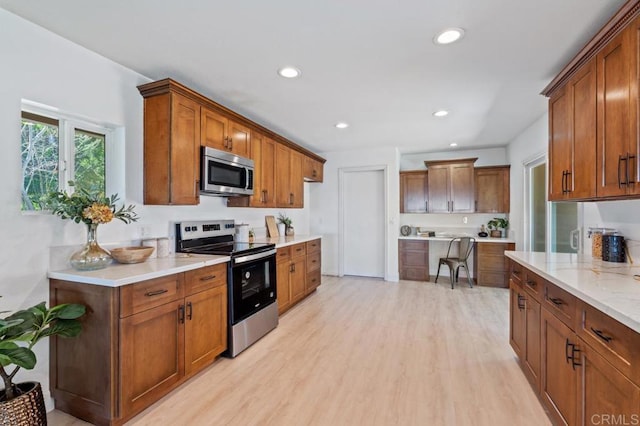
(175, 220), (277, 357)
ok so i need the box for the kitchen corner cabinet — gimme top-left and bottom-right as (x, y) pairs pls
(398, 240), (429, 281)
(276, 239), (321, 315)
(508, 260), (640, 426)
(49, 263), (228, 426)
(400, 171), (428, 213)
(424, 158), (476, 213)
(304, 156), (324, 182)
(474, 166), (510, 213)
(141, 90), (201, 205)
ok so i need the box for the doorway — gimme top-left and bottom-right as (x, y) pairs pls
(339, 166), (386, 278)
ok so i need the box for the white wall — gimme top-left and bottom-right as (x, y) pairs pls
(506, 114), (548, 249)
(401, 147), (508, 170)
(309, 147), (400, 281)
(0, 9), (311, 406)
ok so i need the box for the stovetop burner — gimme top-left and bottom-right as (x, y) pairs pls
(175, 220), (275, 257)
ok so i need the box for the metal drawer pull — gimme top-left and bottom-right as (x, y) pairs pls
(549, 297), (564, 306)
(590, 327), (613, 343)
(525, 280), (536, 288)
(145, 289), (168, 297)
(199, 274), (217, 281)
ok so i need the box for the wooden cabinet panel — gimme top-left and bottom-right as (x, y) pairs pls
(509, 280), (526, 360)
(304, 156), (324, 182)
(541, 308), (578, 426)
(277, 241), (320, 314)
(398, 240), (429, 281)
(306, 269), (321, 294)
(275, 144), (292, 207)
(548, 86), (571, 201)
(120, 274), (184, 318)
(425, 158), (476, 213)
(449, 162), (475, 213)
(260, 136), (277, 207)
(291, 242), (306, 259)
(474, 166), (510, 213)
(578, 339), (640, 426)
(200, 107), (228, 151)
(426, 166), (449, 213)
(184, 285), (227, 376)
(306, 239), (321, 254)
(475, 242), (514, 287)
(306, 251), (321, 272)
(276, 256), (292, 314)
(523, 296), (541, 393)
(290, 256), (306, 304)
(290, 150), (304, 208)
(228, 120), (251, 157)
(522, 270), (543, 302)
(184, 263), (226, 295)
(400, 171), (428, 213)
(120, 299), (184, 418)
(544, 281), (578, 330)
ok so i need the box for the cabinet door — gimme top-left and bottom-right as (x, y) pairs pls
(276, 259), (291, 314)
(578, 339), (640, 426)
(427, 166), (450, 213)
(509, 280), (526, 359)
(548, 86), (571, 201)
(400, 171), (428, 213)
(261, 137), (277, 207)
(304, 157), (324, 182)
(290, 150), (304, 208)
(568, 58), (597, 200)
(449, 162), (474, 213)
(120, 300), (184, 417)
(541, 308), (578, 426)
(597, 28), (633, 198)
(275, 144), (292, 207)
(184, 286), (227, 376)
(523, 297), (541, 392)
(289, 257), (306, 304)
(474, 167), (509, 213)
(170, 93), (200, 205)
(228, 119), (251, 157)
(201, 107), (228, 151)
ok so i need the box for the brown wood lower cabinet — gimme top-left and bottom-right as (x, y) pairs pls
(398, 240), (429, 281)
(475, 242), (514, 287)
(49, 263), (228, 426)
(509, 259), (640, 426)
(276, 239), (322, 314)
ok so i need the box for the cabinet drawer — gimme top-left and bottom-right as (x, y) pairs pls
(277, 247), (291, 263)
(120, 274), (184, 318)
(400, 250), (428, 267)
(510, 260), (524, 284)
(400, 240), (428, 251)
(478, 254), (505, 272)
(291, 243), (306, 259)
(478, 243), (508, 255)
(477, 271), (506, 287)
(577, 301), (640, 385)
(185, 263), (227, 295)
(306, 239), (321, 255)
(522, 270), (543, 302)
(306, 252), (321, 272)
(543, 281), (577, 329)
(306, 269), (321, 292)
(400, 267), (429, 281)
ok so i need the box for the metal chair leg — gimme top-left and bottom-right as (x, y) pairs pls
(464, 262), (473, 287)
(435, 261), (442, 283)
(450, 267), (455, 289)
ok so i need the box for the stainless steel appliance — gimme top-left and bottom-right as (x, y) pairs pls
(175, 220), (277, 357)
(201, 147), (254, 196)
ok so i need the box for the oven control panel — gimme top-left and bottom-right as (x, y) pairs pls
(176, 220), (235, 241)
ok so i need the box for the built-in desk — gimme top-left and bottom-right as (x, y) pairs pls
(398, 236), (515, 287)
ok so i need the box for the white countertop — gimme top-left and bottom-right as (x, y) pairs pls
(48, 234), (322, 287)
(505, 251), (640, 333)
(400, 235), (515, 243)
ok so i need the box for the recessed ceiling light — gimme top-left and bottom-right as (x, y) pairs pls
(433, 110), (449, 117)
(450, 143), (458, 147)
(278, 66), (301, 78)
(335, 122), (349, 129)
(434, 28), (465, 45)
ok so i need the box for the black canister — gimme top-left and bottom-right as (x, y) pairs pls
(602, 234), (625, 262)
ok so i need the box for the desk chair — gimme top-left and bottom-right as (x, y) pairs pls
(434, 237), (475, 289)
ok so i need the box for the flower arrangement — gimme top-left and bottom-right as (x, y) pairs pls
(277, 213), (292, 228)
(43, 184), (138, 225)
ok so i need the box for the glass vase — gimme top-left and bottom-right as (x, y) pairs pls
(70, 223), (112, 271)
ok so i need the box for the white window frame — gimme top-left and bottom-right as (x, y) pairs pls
(21, 99), (123, 213)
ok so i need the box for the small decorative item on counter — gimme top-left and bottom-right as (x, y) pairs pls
(157, 237), (169, 258)
(110, 246), (155, 264)
(142, 238), (158, 258)
(587, 227), (617, 259)
(400, 225), (411, 236)
(43, 182), (139, 271)
(278, 213), (293, 237)
(478, 225), (488, 238)
(248, 229), (255, 243)
(487, 217), (509, 238)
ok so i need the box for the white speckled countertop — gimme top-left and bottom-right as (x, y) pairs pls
(399, 235), (515, 243)
(505, 251), (640, 333)
(48, 235), (322, 287)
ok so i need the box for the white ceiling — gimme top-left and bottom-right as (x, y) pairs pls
(0, 0), (626, 154)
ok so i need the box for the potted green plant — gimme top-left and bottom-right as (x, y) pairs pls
(487, 217), (509, 238)
(0, 302), (85, 425)
(277, 213), (294, 236)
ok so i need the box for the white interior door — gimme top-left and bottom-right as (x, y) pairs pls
(342, 169), (385, 278)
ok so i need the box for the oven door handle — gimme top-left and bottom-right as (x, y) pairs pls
(233, 249), (277, 265)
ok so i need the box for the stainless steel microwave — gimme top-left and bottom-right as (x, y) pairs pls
(201, 147), (254, 196)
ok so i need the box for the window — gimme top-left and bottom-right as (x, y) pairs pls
(21, 106), (111, 211)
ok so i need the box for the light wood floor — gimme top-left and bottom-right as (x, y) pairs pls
(49, 276), (550, 426)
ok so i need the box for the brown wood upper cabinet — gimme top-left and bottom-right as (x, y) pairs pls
(275, 144), (304, 208)
(424, 158), (476, 213)
(201, 107), (251, 157)
(543, 2), (640, 202)
(400, 170), (428, 213)
(474, 166), (510, 213)
(139, 78), (325, 206)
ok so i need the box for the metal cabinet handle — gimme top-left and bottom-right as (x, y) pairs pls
(517, 294), (525, 310)
(549, 297), (564, 306)
(571, 345), (582, 370)
(565, 338), (573, 364)
(629, 153), (637, 186)
(187, 302), (193, 320)
(565, 170), (571, 193)
(525, 280), (536, 288)
(145, 289), (168, 297)
(229, 138), (233, 150)
(290, 193), (294, 205)
(590, 327), (613, 343)
(178, 305), (185, 324)
(619, 154), (628, 187)
(199, 275), (216, 281)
